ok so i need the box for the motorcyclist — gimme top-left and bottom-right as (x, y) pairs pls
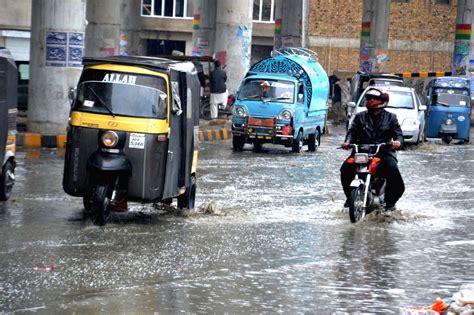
(341, 87), (405, 211)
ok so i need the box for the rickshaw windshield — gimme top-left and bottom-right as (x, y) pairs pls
(433, 93), (470, 107)
(239, 79), (295, 103)
(74, 81), (167, 118)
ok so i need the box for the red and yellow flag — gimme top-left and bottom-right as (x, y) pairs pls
(455, 24), (471, 40)
(361, 21), (370, 37)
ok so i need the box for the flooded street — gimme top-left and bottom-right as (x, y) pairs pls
(1, 126), (473, 313)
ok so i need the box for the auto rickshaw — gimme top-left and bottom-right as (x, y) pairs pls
(0, 49), (17, 201)
(424, 76), (471, 144)
(63, 56), (200, 225)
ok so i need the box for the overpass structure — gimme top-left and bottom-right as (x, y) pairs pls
(12, 0), (474, 134)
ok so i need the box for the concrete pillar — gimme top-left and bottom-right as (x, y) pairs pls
(85, 0), (121, 57)
(214, 0), (253, 93)
(453, 0), (474, 76)
(359, 0), (390, 72)
(28, 0), (86, 134)
(191, 0), (216, 57)
(273, 0), (308, 48)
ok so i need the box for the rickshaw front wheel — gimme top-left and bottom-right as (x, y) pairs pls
(90, 180), (112, 226)
(0, 161), (15, 201)
(442, 135), (452, 144)
(178, 175), (196, 210)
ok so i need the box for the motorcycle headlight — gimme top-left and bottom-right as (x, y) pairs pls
(354, 153), (369, 164)
(445, 118), (453, 125)
(402, 118), (419, 127)
(102, 131), (119, 148)
(278, 109), (293, 120)
(233, 106), (247, 118)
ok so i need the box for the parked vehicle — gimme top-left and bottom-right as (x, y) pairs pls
(348, 85), (427, 145)
(231, 47), (329, 153)
(343, 143), (391, 223)
(424, 76), (471, 144)
(63, 55), (200, 225)
(350, 72), (404, 105)
(0, 49), (17, 201)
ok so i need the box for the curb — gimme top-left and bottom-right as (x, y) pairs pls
(17, 129), (230, 148)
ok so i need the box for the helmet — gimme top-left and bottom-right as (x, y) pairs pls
(364, 88), (389, 109)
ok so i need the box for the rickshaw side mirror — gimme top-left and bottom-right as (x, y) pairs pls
(347, 101), (356, 108)
(419, 104), (427, 111)
(68, 87), (76, 106)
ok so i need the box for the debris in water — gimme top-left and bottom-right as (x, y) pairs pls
(32, 265), (55, 271)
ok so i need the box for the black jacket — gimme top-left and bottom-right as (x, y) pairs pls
(345, 110), (404, 158)
(210, 67), (227, 93)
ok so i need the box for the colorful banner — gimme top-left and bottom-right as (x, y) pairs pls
(455, 24), (471, 40)
(275, 18), (282, 35)
(361, 21), (370, 37)
(193, 14), (200, 30)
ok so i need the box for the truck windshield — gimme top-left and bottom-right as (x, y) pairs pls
(239, 79), (295, 103)
(433, 93), (470, 107)
(73, 81), (167, 118)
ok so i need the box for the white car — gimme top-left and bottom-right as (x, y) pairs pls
(347, 86), (427, 145)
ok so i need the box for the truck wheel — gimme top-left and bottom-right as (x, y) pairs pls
(90, 179), (112, 226)
(178, 175), (196, 210)
(0, 161), (15, 201)
(292, 130), (303, 153)
(308, 129), (321, 152)
(253, 142), (263, 153)
(232, 135), (245, 151)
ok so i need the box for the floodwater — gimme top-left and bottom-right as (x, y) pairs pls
(1, 126), (473, 313)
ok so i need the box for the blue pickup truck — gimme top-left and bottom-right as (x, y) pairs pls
(231, 48), (329, 153)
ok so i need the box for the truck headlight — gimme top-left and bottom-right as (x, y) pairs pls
(233, 106), (247, 117)
(278, 109), (293, 120)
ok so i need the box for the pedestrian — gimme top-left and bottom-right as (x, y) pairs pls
(209, 60), (228, 120)
(340, 87), (405, 211)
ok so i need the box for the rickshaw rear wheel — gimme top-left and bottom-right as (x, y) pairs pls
(0, 160), (14, 201)
(232, 135), (245, 151)
(178, 175), (196, 210)
(90, 180), (112, 226)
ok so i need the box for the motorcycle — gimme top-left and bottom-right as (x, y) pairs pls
(343, 143), (390, 223)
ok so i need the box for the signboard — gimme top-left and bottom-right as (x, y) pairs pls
(45, 31), (84, 68)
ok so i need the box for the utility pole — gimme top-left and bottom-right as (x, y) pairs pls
(191, 0), (216, 57)
(274, 0), (308, 48)
(453, 0), (474, 76)
(359, 0), (391, 73)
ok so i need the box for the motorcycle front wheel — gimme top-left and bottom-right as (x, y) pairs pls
(349, 186), (366, 223)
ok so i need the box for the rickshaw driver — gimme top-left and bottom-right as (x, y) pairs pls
(340, 88), (405, 211)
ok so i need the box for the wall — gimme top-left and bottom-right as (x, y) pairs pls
(308, 0), (456, 75)
(0, 0), (31, 30)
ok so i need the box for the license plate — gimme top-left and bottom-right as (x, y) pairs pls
(129, 133), (145, 149)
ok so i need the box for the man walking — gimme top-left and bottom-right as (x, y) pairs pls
(209, 60), (228, 120)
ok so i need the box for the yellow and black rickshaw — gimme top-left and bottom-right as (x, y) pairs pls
(63, 56), (200, 225)
(0, 49), (17, 201)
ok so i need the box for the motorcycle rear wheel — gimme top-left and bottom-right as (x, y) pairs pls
(349, 187), (366, 223)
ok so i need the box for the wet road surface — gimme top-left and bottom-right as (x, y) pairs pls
(1, 126), (473, 313)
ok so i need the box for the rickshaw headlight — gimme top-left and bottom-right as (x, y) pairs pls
(458, 115), (466, 122)
(445, 118), (453, 125)
(102, 131), (119, 148)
